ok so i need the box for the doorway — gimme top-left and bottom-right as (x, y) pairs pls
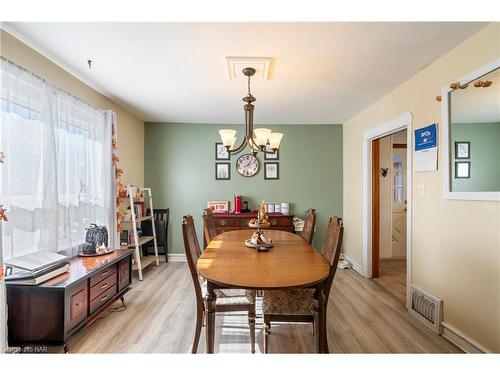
(372, 130), (408, 304)
(362, 112), (412, 309)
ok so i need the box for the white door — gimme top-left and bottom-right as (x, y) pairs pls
(391, 147), (407, 257)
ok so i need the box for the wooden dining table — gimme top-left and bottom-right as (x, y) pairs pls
(197, 229), (330, 353)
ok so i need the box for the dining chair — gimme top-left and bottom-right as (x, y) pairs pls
(143, 208), (169, 261)
(262, 216), (343, 353)
(202, 207), (218, 249)
(182, 215), (256, 353)
(300, 208), (317, 244)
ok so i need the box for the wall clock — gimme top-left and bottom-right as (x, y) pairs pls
(236, 154), (259, 177)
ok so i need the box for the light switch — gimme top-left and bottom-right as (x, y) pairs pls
(418, 184), (425, 196)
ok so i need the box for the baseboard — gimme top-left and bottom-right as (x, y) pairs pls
(441, 321), (491, 353)
(167, 254), (187, 262)
(340, 254), (366, 277)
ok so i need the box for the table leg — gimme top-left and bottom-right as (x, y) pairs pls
(204, 281), (217, 353)
(313, 289), (327, 353)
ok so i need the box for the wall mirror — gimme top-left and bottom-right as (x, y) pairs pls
(442, 58), (500, 201)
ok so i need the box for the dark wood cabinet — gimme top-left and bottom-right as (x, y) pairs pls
(206, 212), (294, 248)
(213, 212), (294, 233)
(6, 249), (133, 351)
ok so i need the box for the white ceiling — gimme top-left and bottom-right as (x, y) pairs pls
(5, 22), (486, 124)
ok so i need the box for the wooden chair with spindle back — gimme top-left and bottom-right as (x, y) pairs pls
(202, 207), (218, 249)
(182, 215), (256, 353)
(262, 216), (343, 353)
(300, 208), (317, 245)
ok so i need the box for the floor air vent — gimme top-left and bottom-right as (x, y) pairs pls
(409, 284), (443, 334)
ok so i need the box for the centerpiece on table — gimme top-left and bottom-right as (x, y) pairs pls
(245, 202), (273, 251)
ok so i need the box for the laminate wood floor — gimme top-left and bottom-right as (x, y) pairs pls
(68, 262), (460, 354)
(373, 258), (407, 304)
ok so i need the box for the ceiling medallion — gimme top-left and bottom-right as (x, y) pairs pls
(218, 67), (283, 157)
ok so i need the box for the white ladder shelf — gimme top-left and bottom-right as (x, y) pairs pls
(123, 187), (160, 281)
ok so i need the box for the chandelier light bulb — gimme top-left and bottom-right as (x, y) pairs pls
(253, 128), (271, 147)
(219, 129), (237, 147)
(269, 132), (284, 150)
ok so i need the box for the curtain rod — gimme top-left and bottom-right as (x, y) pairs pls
(1, 56), (105, 113)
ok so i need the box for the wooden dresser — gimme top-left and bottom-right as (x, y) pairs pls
(6, 249), (133, 352)
(208, 212), (294, 247)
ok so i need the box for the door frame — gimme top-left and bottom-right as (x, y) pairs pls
(362, 112), (413, 309)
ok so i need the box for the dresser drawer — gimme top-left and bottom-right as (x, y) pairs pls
(90, 264), (117, 287)
(118, 258), (131, 291)
(66, 281), (88, 332)
(90, 284), (117, 314)
(239, 217), (252, 227)
(215, 218), (240, 227)
(90, 273), (117, 300)
(268, 217), (292, 227)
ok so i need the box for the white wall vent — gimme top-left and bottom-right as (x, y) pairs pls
(409, 284), (443, 334)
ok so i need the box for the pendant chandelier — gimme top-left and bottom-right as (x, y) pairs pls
(219, 67), (283, 156)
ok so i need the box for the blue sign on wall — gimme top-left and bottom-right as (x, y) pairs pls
(414, 123), (437, 151)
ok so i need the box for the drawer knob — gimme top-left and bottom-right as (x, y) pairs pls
(101, 271), (109, 276)
(100, 294), (111, 302)
(75, 302), (82, 307)
(100, 283), (109, 289)
(271, 219), (277, 225)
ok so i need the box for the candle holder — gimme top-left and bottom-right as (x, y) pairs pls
(245, 202), (273, 251)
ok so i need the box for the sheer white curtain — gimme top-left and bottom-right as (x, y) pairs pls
(0, 58), (115, 260)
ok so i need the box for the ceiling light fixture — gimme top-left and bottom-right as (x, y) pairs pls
(219, 67), (283, 156)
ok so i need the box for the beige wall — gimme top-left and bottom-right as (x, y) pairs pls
(0, 29), (144, 186)
(343, 23), (500, 352)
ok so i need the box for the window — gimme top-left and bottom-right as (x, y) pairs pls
(0, 58), (114, 261)
(393, 154), (403, 203)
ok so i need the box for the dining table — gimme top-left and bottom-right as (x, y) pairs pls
(197, 229), (331, 353)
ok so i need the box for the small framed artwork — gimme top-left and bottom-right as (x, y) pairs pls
(264, 144), (279, 160)
(215, 142), (230, 160)
(215, 162), (231, 180)
(455, 141), (470, 159)
(455, 161), (470, 179)
(264, 162), (279, 180)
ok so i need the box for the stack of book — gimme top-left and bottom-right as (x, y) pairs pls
(4, 252), (69, 285)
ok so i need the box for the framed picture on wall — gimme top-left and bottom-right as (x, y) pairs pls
(455, 141), (470, 159)
(264, 162), (279, 180)
(264, 144), (279, 160)
(215, 142), (230, 160)
(215, 162), (231, 180)
(455, 161), (470, 179)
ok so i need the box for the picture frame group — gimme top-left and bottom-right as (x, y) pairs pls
(214, 141), (281, 180)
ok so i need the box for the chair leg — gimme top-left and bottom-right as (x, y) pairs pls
(192, 306), (204, 354)
(248, 311), (256, 353)
(263, 316), (271, 354)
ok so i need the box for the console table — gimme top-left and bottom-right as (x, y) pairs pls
(207, 212), (294, 248)
(6, 248), (133, 353)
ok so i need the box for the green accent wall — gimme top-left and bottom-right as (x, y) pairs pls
(144, 123), (343, 254)
(451, 122), (500, 192)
